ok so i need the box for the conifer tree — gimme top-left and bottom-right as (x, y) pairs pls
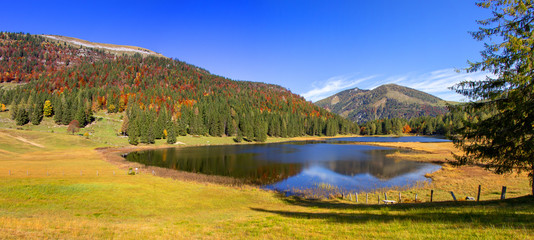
(15, 105), (29, 126)
(61, 98), (72, 125)
(451, 0), (534, 195)
(10, 103), (18, 120)
(127, 115), (139, 145)
(166, 122), (177, 144)
(30, 103), (43, 125)
(53, 99), (63, 124)
(235, 128), (243, 143)
(154, 111), (166, 139)
(75, 103), (87, 127)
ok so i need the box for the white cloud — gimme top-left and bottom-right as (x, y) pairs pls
(301, 68), (493, 102)
(301, 74), (378, 102)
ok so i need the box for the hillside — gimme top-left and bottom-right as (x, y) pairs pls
(41, 35), (165, 57)
(315, 84), (449, 123)
(0, 32), (358, 142)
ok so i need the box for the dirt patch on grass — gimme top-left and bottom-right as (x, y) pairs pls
(0, 131), (45, 148)
(13, 136), (45, 148)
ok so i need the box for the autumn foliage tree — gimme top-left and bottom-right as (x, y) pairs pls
(67, 120), (80, 135)
(43, 100), (53, 117)
(402, 124), (412, 134)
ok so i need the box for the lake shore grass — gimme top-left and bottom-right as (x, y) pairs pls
(1, 114), (534, 239)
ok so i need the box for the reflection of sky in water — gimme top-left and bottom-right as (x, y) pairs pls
(264, 164), (441, 194)
(239, 143), (392, 163)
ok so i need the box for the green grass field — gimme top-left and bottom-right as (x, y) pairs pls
(0, 113), (533, 239)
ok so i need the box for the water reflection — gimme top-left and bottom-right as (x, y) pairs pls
(126, 140), (441, 192)
(328, 136), (451, 143)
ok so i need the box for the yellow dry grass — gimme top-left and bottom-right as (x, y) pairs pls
(364, 141), (531, 201)
(0, 129), (533, 239)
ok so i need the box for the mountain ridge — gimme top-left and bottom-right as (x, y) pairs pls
(315, 84), (449, 123)
(41, 34), (165, 58)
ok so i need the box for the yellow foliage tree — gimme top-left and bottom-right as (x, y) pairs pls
(43, 100), (53, 117)
(107, 104), (116, 113)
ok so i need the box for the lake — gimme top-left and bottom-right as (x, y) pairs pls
(125, 137), (444, 195)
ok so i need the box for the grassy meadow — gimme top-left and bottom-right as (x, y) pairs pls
(0, 113), (533, 239)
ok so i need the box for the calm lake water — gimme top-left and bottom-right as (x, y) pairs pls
(125, 137), (443, 194)
(328, 136), (451, 143)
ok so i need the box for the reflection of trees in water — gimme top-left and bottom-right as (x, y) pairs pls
(323, 150), (424, 180)
(126, 148), (303, 184)
(126, 146), (426, 184)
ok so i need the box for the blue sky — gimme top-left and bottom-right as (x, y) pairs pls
(0, 1), (490, 101)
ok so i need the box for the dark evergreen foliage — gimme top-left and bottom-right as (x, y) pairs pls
(450, 0), (534, 195)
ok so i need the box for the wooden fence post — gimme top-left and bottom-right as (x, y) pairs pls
(97, 170), (99, 176)
(477, 185), (481, 202)
(430, 190), (434, 202)
(366, 193), (368, 204)
(399, 192), (402, 203)
(9, 170), (10, 176)
(356, 193), (358, 203)
(450, 191), (457, 201)
(415, 193), (418, 202)
(501, 186), (507, 200)
(378, 195), (380, 204)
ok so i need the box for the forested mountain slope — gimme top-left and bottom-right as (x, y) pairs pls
(0, 32), (358, 144)
(315, 84), (449, 123)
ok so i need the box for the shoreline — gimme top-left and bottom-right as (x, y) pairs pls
(96, 136), (451, 196)
(96, 135), (531, 201)
(96, 145), (255, 187)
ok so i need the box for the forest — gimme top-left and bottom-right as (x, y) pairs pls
(0, 32), (474, 143)
(0, 32), (361, 143)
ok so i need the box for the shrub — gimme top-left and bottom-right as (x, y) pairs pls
(67, 120), (80, 134)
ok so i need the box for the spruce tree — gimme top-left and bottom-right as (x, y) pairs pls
(15, 105), (29, 126)
(75, 103), (87, 127)
(54, 100), (63, 124)
(10, 103), (18, 120)
(61, 99), (72, 125)
(451, 0), (534, 195)
(30, 103), (43, 125)
(166, 122), (177, 144)
(154, 111), (166, 139)
(127, 114), (139, 145)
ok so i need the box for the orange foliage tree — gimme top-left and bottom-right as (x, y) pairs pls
(402, 124), (412, 134)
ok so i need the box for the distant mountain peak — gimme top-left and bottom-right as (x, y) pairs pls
(315, 84), (448, 123)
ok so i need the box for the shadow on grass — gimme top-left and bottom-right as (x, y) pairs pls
(250, 195), (534, 228)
